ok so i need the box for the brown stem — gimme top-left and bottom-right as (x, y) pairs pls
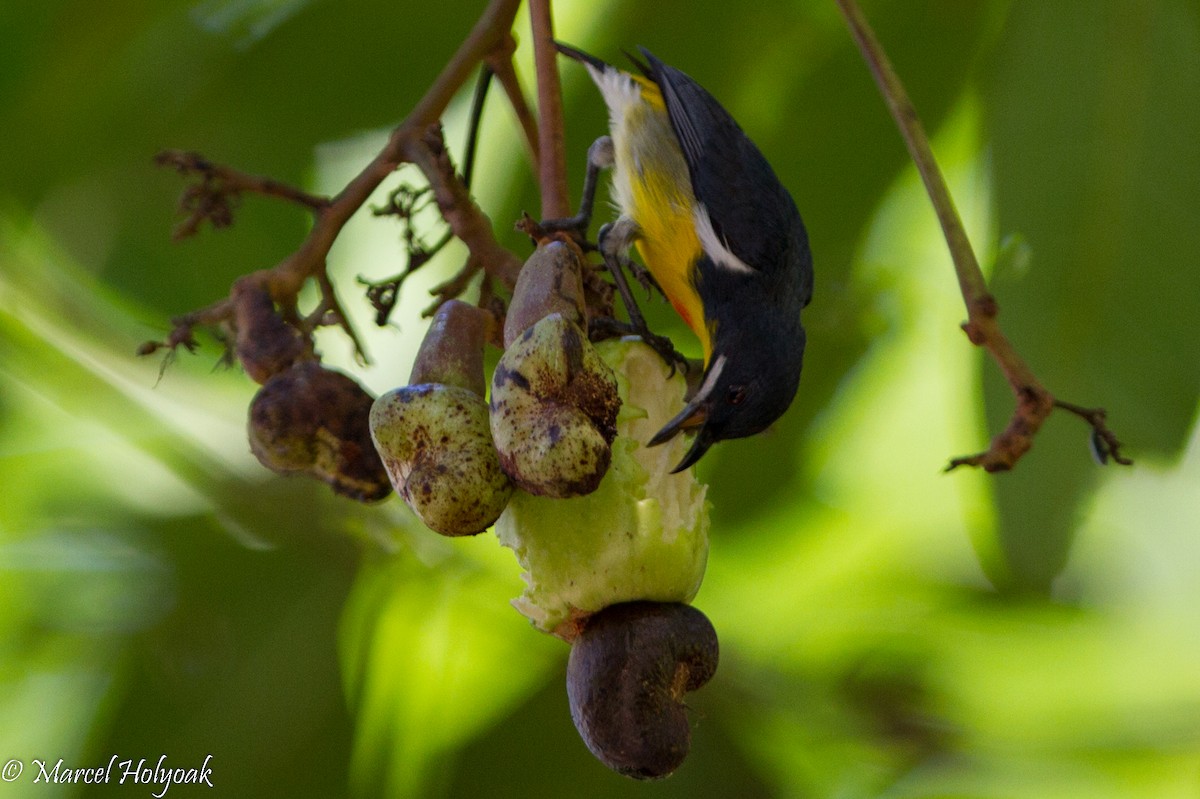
(1052, 400), (1133, 466)
(313, 270), (368, 362)
(155, 149), (331, 211)
(151, 0), (523, 364)
(488, 45), (542, 169)
(405, 0), (523, 139)
(284, 0), (523, 289)
(154, 150), (331, 241)
(834, 0), (1039, 463)
(423, 260), (484, 318)
(405, 125), (523, 290)
(835, 0), (1130, 472)
(157, 146), (333, 206)
(833, 0), (991, 316)
(530, 0), (570, 218)
(139, 295), (236, 372)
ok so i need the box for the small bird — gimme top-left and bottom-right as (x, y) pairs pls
(556, 44), (813, 471)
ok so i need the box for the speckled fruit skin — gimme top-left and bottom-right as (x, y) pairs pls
(247, 361), (391, 502)
(489, 313), (620, 498)
(370, 384), (514, 536)
(567, 601), (719, 780)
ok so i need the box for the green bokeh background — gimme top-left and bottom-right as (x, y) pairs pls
(2, 1), (1198, 796)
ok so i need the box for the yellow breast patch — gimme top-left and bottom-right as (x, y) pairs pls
(609, 77), (713, 361)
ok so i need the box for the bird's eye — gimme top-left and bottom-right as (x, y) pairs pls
(727, 385), (747, 406)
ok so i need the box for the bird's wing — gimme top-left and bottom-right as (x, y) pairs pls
(639, 48), (800, 277)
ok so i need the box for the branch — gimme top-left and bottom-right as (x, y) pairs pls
(154, 150), (330, 240)
(488, 41), (541, 169)
(360, 184), (452, 326)
(530, 0), (570, 218)
(406, 124), (523, 290)
(274, 0), (523, 294)
(834, 0), (1131, 472)
(424, 259), (484, 317)
(149, 0), (523, 365)
(1052, 400), (1133, 466)
(360, 50), (525, 329)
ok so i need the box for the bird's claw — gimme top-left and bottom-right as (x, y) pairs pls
(629, 261), (664, 299)
(590, 317), (688, 377)
(643, 331), (689, 378)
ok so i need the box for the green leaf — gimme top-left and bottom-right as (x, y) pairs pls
(340, 550), (560, 798)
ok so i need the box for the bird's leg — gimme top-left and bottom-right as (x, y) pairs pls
(537, 136), (614, 243)
(537, 136), (683, 371)
(625, 256), (665, 299)
(537, 135), (665, 301)
(594, 217), (689, 375)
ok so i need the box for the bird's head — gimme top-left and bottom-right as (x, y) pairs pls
(648, 324), (805, 472)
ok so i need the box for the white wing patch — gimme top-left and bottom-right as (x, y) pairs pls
(691, 353), (729, 407)
(693, 203), (755, 274)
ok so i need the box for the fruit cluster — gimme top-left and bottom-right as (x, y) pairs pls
(240, 242), (717, 778)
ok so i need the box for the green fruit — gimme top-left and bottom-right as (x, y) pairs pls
(371, 384), (513, 537)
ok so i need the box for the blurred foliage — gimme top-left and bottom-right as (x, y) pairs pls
(981, 0), (1200, 591)
(1, 0), (1198, 797)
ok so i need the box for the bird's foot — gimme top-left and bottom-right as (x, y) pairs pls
(627, 260), (665, 299)
(590, 316), (689, 377)
(517, 213), (596, 251)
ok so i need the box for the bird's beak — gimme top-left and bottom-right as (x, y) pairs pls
(670, 425), (716, 473)
(647, 353), (727, 472)
(647, 397), (711, 473)
(647, 398), (707, 447)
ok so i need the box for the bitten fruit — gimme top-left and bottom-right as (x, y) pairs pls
(495, 338), (709, 637)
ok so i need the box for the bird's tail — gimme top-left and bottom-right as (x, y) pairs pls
(556, 42), (654, 78)
(554, 41), (609, 71)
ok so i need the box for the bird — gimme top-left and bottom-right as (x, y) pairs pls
(554, 43), (813, 472)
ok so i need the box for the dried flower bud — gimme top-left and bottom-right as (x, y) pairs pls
(232, 280), (307, 384)
(248, 361), (390, 502)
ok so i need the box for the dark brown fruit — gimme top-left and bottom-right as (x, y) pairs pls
(248, 362), (391, 502)
(232, 280), (308, 384)
(566, 601), (719, 779)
